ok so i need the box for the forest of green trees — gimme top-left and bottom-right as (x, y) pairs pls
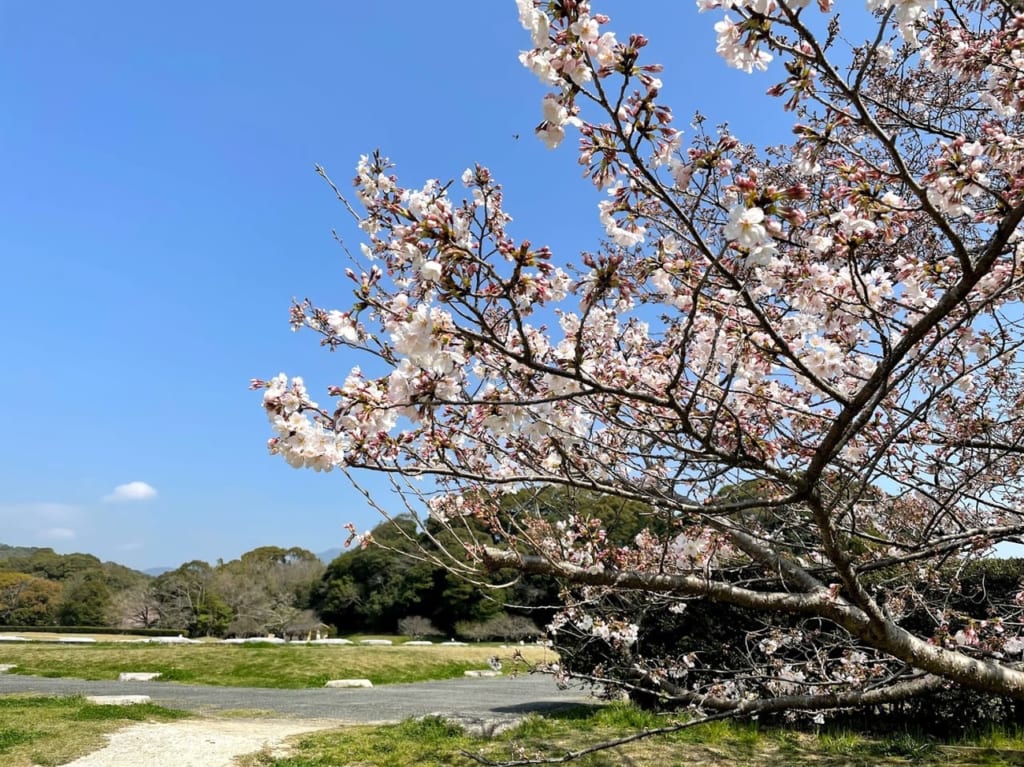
(0, 543), (325, 637)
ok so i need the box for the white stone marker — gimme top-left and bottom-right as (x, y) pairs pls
(324, 678), (374, 688)
(85, 695), (152, 705)
(118, 672), (163, 681)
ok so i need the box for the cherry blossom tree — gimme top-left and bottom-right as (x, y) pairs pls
(256, 0), (1024, 740)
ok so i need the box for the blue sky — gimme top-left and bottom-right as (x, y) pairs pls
(0, 2), (794, 570)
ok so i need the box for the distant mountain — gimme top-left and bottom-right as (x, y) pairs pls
(318, 548), (344, 563)
(0, 542), (339, 578)
(0, 543), (152, 591)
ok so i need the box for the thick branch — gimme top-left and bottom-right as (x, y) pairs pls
(483, 548), (1024, 699)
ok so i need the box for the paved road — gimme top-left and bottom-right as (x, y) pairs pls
(0, 672), (594, 723)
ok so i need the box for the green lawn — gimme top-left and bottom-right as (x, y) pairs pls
(0, 642), (553, 687)
(2, 694), (1024, 766)
(0, 695), (188, 767)
(243, 703), (1024, 767)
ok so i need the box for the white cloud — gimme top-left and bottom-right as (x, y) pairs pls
(103, 481), (158, 503)
(42, 527), (77, 540)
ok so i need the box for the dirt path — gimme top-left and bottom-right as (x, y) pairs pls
(61, 717), (341, 767)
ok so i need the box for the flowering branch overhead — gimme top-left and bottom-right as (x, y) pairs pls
(256, 0), (1024, 738)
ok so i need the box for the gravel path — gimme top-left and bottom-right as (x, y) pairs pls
(60, 718), (336, 767)
(1, 672), (593, 766)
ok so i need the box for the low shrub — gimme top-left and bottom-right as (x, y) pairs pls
(455, 613), (541, 642)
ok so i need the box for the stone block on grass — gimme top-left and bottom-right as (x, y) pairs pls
(403, 640), (433, 646)
(324, 678), (373, 688)
(359, 639), (393, 646)
(0, 664), (17, 672)
(118, 672), (162, 681)
(463, 670), (502, 678)
(85, 695), (151, 705)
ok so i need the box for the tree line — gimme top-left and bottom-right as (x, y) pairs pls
(0, 543), (327, 637)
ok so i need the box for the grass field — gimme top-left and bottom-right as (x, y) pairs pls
(1, 694), (1024, 766)
(0, 641), (554, 687)
(0, 694), (189, 767)
(2, 692), (1024, 761)
(244, 703), (1024, 767)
